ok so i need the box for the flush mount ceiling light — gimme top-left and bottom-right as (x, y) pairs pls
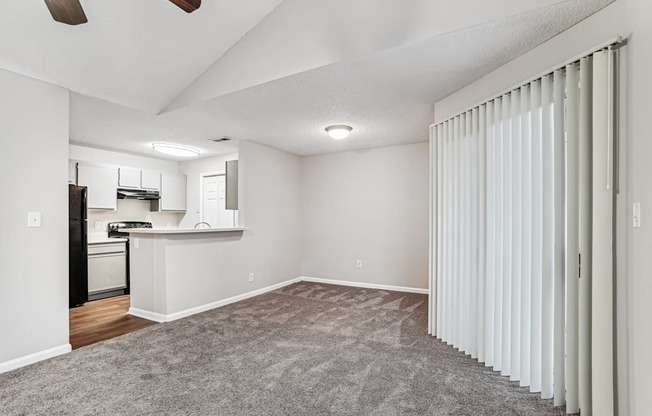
(152, 143), (200, 157)
(325, 125), (353, 140)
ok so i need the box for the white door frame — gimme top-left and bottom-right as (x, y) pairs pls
(199, 170), (225, 225)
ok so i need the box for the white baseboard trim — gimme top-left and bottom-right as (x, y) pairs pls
(129, 277), (303, 323)
(0, 344), (72, 374)
(164, 278), (302, 322)
(298, 276), (429, 294)
(128, 307), (168, 323)
(128, 276), (427, 323)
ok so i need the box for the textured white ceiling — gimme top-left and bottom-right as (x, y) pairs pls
(69, 0), (614, 158)
(165, 0), (569, 112)
(0, 0), (282, 113)
(69, 93), (240, 160)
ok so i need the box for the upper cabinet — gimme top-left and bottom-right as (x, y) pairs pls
(118, 168), (141, 188)
(158, 173), (187, 212)
(77, 164), (118, 210)
(141, 171), (161, 190)
(73, 160), (185, 213)
(68, 161), (78, 185)
(119, 168), (161, 190)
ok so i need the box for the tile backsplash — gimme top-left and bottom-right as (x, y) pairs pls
(88, 199), (182, 236)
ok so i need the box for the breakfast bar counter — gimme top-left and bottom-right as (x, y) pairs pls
(125, 227), (247, 322)
(125, 227), (247, 235)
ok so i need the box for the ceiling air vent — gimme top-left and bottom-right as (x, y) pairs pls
(210, 137), (231, 143)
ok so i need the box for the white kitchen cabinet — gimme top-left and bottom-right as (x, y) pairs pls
(141, 170), (161, 190)
(77, 164), (118, 210)
(118, 167), (141, 188)
(159, 173), (187, 212)
(225, 160), (239, 210)
(68, 160), (77, 184)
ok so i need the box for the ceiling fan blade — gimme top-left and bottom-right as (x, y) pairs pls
(169, 0), (201, 13)
(44, 0), (88, 25)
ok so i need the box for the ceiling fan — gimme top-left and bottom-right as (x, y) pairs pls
(43, 0), (201, 26)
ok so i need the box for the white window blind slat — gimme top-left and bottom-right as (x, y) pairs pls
(530, 79), (543, 394)
(477, 106), (487, 364)
(578, 56), (593, 415)
(565, 63), (581, 414)
(484, 101), (495, 368)
(553, 69), (567, 406)
(520, 84), (533, 388)
(510, 89), (522, 382)
(493, 97), (504, 372)
(501, 94), (512, 377)
(471, 108), (480, 360)
(591, 49), (615, 414)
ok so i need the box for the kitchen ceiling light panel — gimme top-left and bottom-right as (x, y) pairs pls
(152, 143), (200, 157)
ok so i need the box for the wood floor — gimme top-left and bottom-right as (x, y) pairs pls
(69, 295), (157, 349)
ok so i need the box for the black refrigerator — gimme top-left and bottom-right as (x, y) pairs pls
(69, 185), (88, 307)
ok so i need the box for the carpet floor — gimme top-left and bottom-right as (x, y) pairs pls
(0, 282), (565, 415)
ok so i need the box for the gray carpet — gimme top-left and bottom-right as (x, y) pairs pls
(0, 282), (565, 415)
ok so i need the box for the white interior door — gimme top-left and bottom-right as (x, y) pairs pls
(202, 175), (235, 228)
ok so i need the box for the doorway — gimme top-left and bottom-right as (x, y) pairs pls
(201, 173), (237, 228)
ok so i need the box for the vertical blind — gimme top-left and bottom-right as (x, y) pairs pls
(429, 48), (617, 414)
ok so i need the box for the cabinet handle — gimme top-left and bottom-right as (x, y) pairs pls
(88, 252), (125, 258)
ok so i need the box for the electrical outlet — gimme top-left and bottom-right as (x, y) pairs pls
(356, 260), (362, 269)
(27, 212), (41, 228)
(94, 221), (101, 230)
(133, 238), (139, 249)
(249, 273), (254, 282)
(166, 221), (172, 228)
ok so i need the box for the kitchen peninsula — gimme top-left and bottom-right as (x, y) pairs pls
(126, 227), (247, 322)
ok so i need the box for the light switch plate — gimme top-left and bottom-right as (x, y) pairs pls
(94, 221), (101, 230)
(27, 212), (42, 228)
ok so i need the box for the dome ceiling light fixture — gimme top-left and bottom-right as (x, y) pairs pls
(152, 143), (200, 157)
(325, 125), (353, 140)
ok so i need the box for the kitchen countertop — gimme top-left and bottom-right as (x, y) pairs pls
(125, 227), (246, 235)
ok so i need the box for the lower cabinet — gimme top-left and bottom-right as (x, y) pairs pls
(88, 242), (126, 299)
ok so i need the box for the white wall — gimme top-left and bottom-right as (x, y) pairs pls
(154, 141), (302, 304)
(301, 143), (429, 289)
(178, 152), (239, 228)
(624, 1), (652, 415)
(237, 141), (302, 282)
(69, 144), (179, 173)
(0, 69), (70, 369)
(433, 0), (652, 413)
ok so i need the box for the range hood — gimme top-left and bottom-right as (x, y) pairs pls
(117, 188), (160, 200)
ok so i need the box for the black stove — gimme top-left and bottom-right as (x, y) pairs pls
(108, 221), (153, 239)
(107, 221), (152, 295)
